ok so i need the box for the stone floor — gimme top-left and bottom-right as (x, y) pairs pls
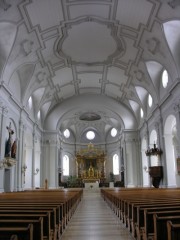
(60, 188), (134, 240)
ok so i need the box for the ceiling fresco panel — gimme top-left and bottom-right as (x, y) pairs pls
(60, 85), (75, 99)
(107, 66), (127, 86)
(61, 21), (118, 63)
(78, 73), (102, 88)
(68, 3), (110, 19)
(52, 67), (73, 86)
(105, 84), (123, 99)
(116, 0), (153, 29)
(26, 0), (64, 30)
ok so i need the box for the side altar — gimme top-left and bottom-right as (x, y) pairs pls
(76, 143), (106, 185)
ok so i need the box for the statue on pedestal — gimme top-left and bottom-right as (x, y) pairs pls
(88, 163), (94, 177)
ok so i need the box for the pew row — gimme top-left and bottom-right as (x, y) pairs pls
(101, 188), (180, 240)
(0, 188), (83, 240)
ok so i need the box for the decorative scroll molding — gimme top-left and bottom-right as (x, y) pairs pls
(146, 37), (165, 57)
(173, 101), (180, 113)
(168, 0), (180, 9)
(10, 39), (34, 64)
(0, 0), (11, 11)
(36, 71), (47, 83)
(134, 70), (144, 82)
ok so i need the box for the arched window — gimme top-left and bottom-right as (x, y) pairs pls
(63, 155), (69, 176)
(140, 108), (144, 118)
(28, 96), (32, 110)
(37, 110), (41, 120)
(148, 94), (153, 107)
(162, 69), (168, 88)
(113, 154), (119, 175)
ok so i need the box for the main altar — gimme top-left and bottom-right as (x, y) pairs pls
(76, 143), (106, 186)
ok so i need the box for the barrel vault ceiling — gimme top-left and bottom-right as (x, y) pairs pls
(0, 0), (180, 135)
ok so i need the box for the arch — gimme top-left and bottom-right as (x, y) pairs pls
(163, 20), (180, 76)
(44, 94), (137, 131)
(164, 114), (177, 187)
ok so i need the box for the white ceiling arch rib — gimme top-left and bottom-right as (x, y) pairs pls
(45, 94), (137, 131)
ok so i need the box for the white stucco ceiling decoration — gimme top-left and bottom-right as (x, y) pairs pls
(79, 112), (101, 121)
(0, 0), (180, 135)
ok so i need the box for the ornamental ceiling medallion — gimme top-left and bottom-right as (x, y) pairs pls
(57, 17), (125, 65)
(79, 112), (101, 121)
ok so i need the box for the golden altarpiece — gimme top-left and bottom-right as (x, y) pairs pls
(76, 143), (106, 183)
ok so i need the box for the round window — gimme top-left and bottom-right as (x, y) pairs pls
(111, 128), (117, 137)
(63, 129), (70, 138)
(86, 131), (95, 140)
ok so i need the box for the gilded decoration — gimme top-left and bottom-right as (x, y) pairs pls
(76, 142), (106, 183)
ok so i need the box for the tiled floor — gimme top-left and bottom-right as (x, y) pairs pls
(60, 188), (134, 240)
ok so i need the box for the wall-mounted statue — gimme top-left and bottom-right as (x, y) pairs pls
(5, 122), (14, 158)
(11, 140), (17, 159)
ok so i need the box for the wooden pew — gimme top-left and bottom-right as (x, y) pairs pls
(101, 188), (180, 240)
(0, 188), (83, 239)
(154, 214), (180, 240)
(167, 220), (180, 240)
(133, 202), (180, 239)
(0, 223), (33, 240)
(0, 209), (55, 237)
(0, 212), (51, 239)
(0, 207), (57, 239)
(0, 218), (43, 240)
(0, 203), (63, 237)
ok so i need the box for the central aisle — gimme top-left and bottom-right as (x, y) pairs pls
(61, 188), (134, 240)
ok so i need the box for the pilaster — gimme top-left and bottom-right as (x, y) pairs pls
(42, 132), (59, 188)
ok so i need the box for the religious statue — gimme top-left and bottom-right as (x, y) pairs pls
(5, 122), (14, 158)
(11, 140), (17, 158)
(88, 163), (94, 177)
